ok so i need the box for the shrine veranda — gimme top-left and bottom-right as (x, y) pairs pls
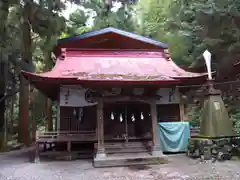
(35, 85), (185, 166)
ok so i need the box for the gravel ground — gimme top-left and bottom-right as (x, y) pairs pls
(1, 150), (240, 180)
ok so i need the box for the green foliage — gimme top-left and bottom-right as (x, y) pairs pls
(92, 5), (135, 31)
(134, 0), (190, 65)
(0, 0), (72, 145)
(64, 9), (91, 36)
(187, 105), (202, 127)
(64, 0), (135, 37)
(229, 105), (240, 135)
(167, 0), (240, 71)
(164, 0), (240, 132)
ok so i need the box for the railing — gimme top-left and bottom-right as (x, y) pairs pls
(36, 130), (96, 142)
(36, 127), (200, 143)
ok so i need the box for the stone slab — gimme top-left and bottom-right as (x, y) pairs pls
(93, 152), (168, 167)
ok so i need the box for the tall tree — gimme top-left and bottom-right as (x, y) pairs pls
(19, 1), (32, 145)
(67, 0), (136, 33)
(134, 0), (189, 65)
(17, 0), (65, 144)
(63, 8), (90, 36)
(0, 0), (9, 149)
(167, 0), (240, 76)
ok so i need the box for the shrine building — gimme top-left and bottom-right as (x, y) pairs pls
(22, 27), (206, 167)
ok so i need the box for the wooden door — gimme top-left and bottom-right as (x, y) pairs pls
(103, 101), (151, 141)
(104, 103), (126, 139)
(126, 102), (151, 139)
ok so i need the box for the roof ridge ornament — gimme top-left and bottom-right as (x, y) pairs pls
(60, 48), (66, 60)
(164, 49), (171, 61)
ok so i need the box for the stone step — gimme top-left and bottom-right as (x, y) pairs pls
(106, 147), (150, 154)
(93, 153), (168, 167)
(38, 150), (93, 161)
(102, 142), (151, 154)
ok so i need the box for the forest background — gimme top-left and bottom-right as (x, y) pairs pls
(1, 0), (240, 149)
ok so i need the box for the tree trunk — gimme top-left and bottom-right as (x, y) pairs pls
(9, 95), (15, 134)
(0, 1), (9, 150)
(29, 88), (36, 143)
(18, 2), (32, 146)
(19, 75), (30, 145)
(44, 48), (54, 132)
(0, 62), (6, 150)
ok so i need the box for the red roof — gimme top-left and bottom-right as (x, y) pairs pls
(23, 49), (205, 83)
(22, 49), (207, 99)
(22, 28), (207, 99)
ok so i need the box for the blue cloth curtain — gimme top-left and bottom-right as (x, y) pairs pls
(158, 122), (190, 152)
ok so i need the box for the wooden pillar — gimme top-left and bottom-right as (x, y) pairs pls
(54, 100), (61, 151)
(150, 99), (163, 156)
(57, 103), (60, 131)
(33, 131), (40, 163)
(47, 99), (53, 131)
(177, 87), (185, 121)
(67, 141), (71, 152)
(179, 101), (185, 121)
(95, 99), (106, 159)
(31, 120), (36, 143)
(55, 105), (58, 131)
(178, 89), (186, 121)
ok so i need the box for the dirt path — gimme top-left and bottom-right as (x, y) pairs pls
(1, 150), (240, 180)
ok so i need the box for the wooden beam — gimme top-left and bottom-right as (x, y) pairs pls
(99, 95), (161, 103)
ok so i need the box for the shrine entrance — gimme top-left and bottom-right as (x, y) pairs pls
(104, 101), (152, 142)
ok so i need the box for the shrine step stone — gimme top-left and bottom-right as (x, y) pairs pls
(93, 152), (167, 168)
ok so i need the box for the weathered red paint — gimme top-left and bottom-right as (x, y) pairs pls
(21, 28), (207, 99)
(23, 49), (204, 82)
